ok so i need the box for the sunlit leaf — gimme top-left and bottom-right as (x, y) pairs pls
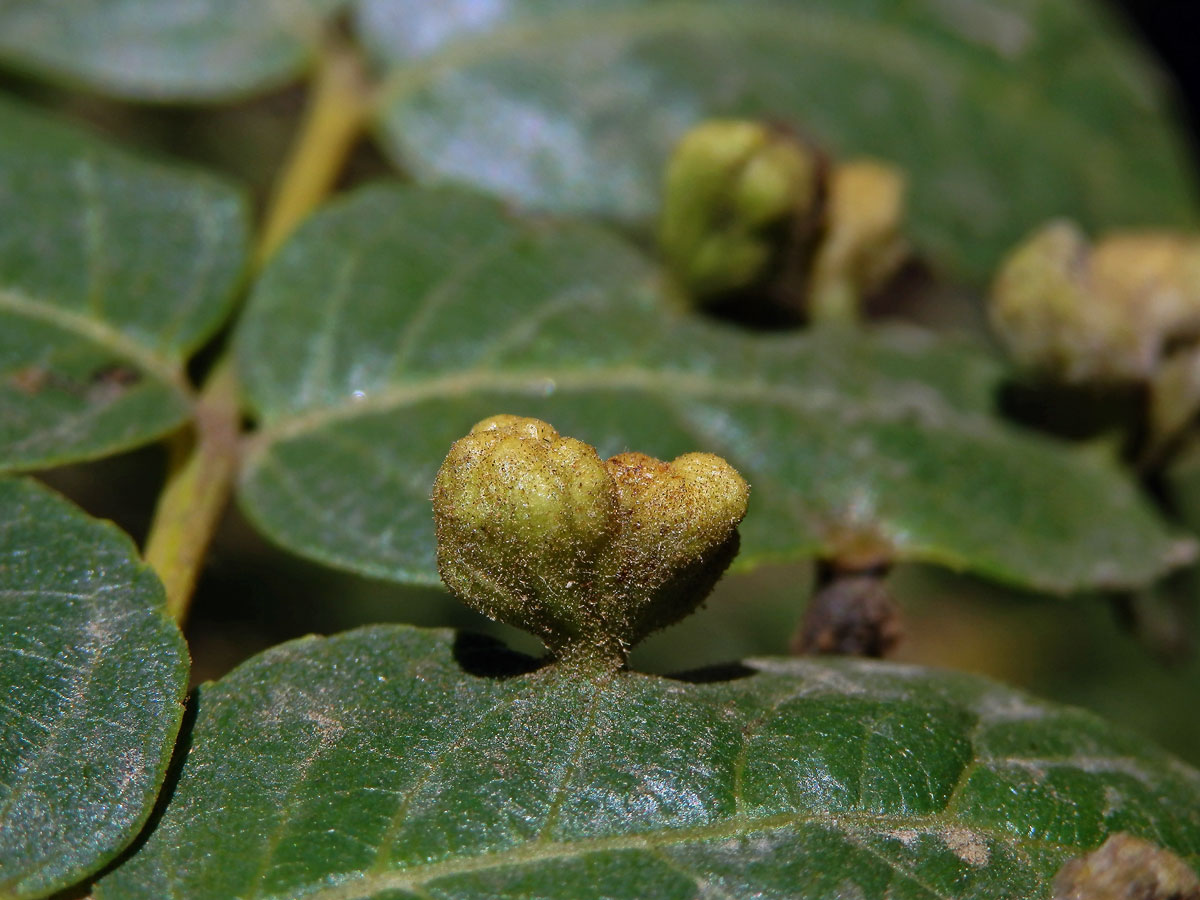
(0, 478), (188, 899)
(0, 0), (349, 100)
(0, 98), (248, 471)
(98, 625), (1200, 899)
(359, 0), (1199, 282)
(235, 184), (1192, 594)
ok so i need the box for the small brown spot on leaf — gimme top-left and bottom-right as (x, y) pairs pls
(88, 364), (141, 402)
(9, 365), (51, 395)
(942, 828), (989, 867)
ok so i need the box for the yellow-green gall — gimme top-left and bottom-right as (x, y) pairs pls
(659, 119), (823, 302)
(809, 160), (908, 324)
(991, 222), (1200, 458)
(990, 221), (1200, 382)
(432, 416), (750, 667)
(600, 451), (750, 641)
(990, 221), (1129, 380)
(432, 415), (618, 652)
(1052, 833), (1200, 900)
(659, 119), (910, 323)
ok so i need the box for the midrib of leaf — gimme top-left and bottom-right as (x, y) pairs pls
(247, 364), (975, 452)
(239, 659), (1181, 900)
(371, 3), (1123, 176)
(530, 680), (610, 844)
(366, 671), (578, 874)
(283, 805), (1074, 900)
(0, 287), (189, 393)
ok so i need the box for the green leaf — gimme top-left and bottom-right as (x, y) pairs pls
(96, 625), (1200, 900)
(0, 0), (349, 101)
(0, 477), (188, 899)
(359, 0), (1199, 282)
(0, 97), (248, 472)
(234, 184), (1192, 595)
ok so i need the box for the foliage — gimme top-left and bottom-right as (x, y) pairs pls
(2, 1), (1200, 898)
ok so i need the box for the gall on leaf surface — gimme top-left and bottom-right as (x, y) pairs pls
(358, 0), (1200, 282)
(236, 184), (1193, 597)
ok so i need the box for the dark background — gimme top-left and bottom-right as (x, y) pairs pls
(1116, 1), (1200, 143)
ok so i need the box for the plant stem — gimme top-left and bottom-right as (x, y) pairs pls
(807, 278), (862, 327)
(143, 36), (372, 624)
(791, 560), (900, 657)
(552, 635), (630, 676)
(256, 36), (372, 264)
(144, 359), (241, 623)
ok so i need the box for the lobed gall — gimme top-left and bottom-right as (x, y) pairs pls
(659, 118), (908, 323)
(990, 220), (1200, 382)
(431, 415), (618, 653)
(809, 160), (908, 324)
(659, 119), (824, 302)
(990, 221), (1200, 458)
(432, 416), (749, 668)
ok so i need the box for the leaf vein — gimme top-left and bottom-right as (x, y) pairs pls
(0, 287), (186, 392)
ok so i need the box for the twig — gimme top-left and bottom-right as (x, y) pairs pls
(143, 34), (372, 623)
(256, 36), (371, 264)
(144, 359), (241, 623)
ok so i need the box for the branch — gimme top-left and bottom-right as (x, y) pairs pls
(143, 359), (240, 623)
(144, 35), (372, 623)
(256, 36), (372, 263)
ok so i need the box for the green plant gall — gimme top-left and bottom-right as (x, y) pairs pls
(432, 415), (749, 667)
(658, 118), (908, 324)
(990, 220), (1200, 383)
(990, 221), (1200, 456)
(809, 160), (908, 324)
(659, 119), (824, 301)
